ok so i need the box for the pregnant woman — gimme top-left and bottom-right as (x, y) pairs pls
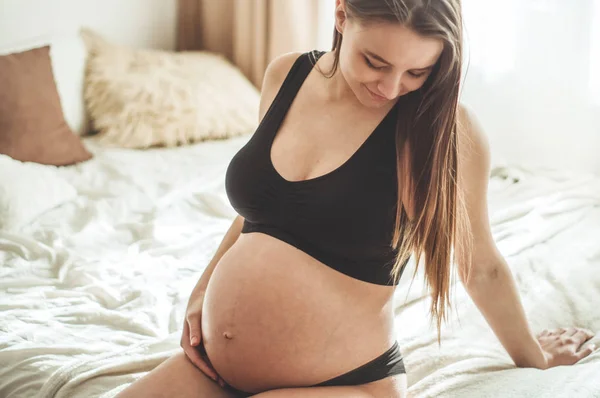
(116, 0), (596, 397)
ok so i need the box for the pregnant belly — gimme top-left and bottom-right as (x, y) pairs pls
(200, 232), (396, 394)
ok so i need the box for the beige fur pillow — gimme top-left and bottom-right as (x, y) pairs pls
(81, 29), (260, 148)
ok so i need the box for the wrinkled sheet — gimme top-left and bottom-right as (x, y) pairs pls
(1, 136), (599, 398)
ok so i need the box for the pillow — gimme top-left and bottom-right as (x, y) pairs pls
(80, 28), (261, 149)
(0, 154), (77, 231)
(0, 32), (89, 135)
(0, 45), (93, 165)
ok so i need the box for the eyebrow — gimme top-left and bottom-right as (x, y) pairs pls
(364, 50), (435, 71)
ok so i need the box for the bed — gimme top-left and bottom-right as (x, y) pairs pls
(1, 7), (600, 398)
(1, 132), (599, 398)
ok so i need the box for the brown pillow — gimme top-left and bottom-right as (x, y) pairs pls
(0, 45), (92, 166)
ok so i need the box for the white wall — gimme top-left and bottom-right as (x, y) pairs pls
(461, 0), (600, 175)
(0, 0), (177, 50)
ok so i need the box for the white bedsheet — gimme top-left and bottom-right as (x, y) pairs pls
(1, 136), (599, 398)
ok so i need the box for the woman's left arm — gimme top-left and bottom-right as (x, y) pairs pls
(455, 105), (594, 369)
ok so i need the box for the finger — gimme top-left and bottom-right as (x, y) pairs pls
(552, 328), (567, 336)
(187, 315), (202, 346)
(537, 330), (549, 338)
(574, 328), (595, 341)
(584, 329), (595, 339)
(181, 321), (218, 381)
(565, 327), (578, 337)
(183, 319), (191, 338)
(572, 330), (592, 345)
(575, 344), (596, 361)
(183, 346), (219, 380)
(180, 319), (191, 348)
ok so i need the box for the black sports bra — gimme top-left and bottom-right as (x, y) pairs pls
(225, 50), (408, 286)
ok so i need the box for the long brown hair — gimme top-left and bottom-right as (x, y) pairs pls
(324, 0), (473, 344)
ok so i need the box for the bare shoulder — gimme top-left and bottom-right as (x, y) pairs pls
(262, 51), (304, 85)
(456, 103), (491, 167)
(258, 51), (304, 121)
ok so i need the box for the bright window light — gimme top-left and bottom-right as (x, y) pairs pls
(590, 0), (600, 105)
(317, 0), (336, 51)
(462, 0), (518, 82)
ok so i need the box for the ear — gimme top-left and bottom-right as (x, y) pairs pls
(334, 0), (348, 34)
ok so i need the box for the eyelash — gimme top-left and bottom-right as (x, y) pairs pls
(364, 55), (384, 70)
(363, 56), (426, 78)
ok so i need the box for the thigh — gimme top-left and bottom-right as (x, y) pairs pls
(360, 373), (408, 398)
(114, 350), (239, 398)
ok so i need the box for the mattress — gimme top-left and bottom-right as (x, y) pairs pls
(1, 135), (599, 398)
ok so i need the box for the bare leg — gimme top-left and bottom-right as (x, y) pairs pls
(114, 350), (239, 398)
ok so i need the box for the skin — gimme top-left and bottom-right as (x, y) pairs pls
(326, 11), (442, 106)
(115, 1), (596, 398)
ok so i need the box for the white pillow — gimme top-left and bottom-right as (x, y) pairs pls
(81, 28), (261, 148)
(0, 32), (88, 135)
(0, 155), (78, 231)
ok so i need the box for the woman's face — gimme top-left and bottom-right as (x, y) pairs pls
(336, 11), (444, 108)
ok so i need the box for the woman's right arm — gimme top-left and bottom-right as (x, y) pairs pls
(182, 215), (245, 384)
(190, 214), (245, 294)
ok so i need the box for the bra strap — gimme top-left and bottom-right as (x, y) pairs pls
(266, 50), (326, 125)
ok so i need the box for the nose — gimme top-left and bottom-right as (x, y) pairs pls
(377, 73), (403, 99)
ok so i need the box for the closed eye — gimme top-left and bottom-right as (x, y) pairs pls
(365, 54), (429, 78)
(408, 71), (427, 78)
(364, 56), (385, 70)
